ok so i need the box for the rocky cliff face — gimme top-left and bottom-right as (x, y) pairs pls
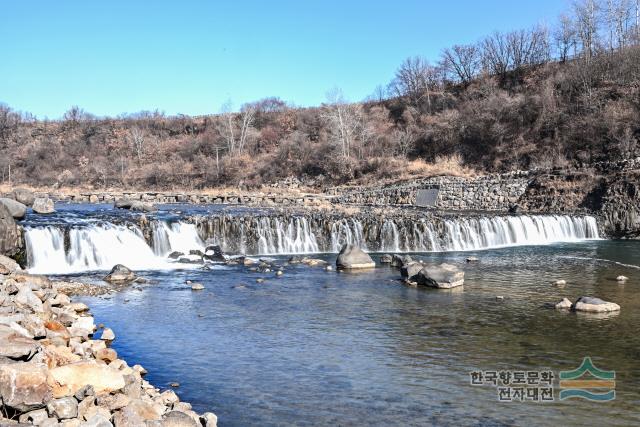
(599, 170), (640, 238)
(0, 204), (21, 257)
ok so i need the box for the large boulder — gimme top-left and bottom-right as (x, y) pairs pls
(114, 198), (134, 209)
(204, 245), (225, 261)
(0, 362), (52, 411)
(391, 254), (412, 268)
(573, 296), (621, 313)
(10, 188), (36, 206)
(400, 261), (423, 279)
(0, 253), (21, 274)
(0, 203), (21, 256)
(130, 201), (156, 212)
(104, 264), (137, 284)
(32, 197), (55, 214)
(336, 244), (375, 269)
(412, 263), (465, 288)
(0, 197), (27, 220)
(0, 324), (41, 359)
(47, 361), (126, 398)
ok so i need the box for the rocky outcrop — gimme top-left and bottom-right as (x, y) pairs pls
(0, 204), (21, 257)
(599, 170), (640, 238)
(10, 188), (36, 207)
(0, 271), (218, 426)
(103, 264), (137, 284)
(32, 197), (55, 214)
(336, 244), (375, 269)
(0, 197), (27, 220)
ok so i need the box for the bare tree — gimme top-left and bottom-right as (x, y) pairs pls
(574, 0), (600, 61)
(322, 88), (362, 159)
(441, 44), (480, 83)
(390, 56), (440, 112)
(555, 13), (578, 61)
(130, 127), (145, 161)
(218, 100), (236, 154)
(237, 104), (256, 153)
(481, 32), (511, 76)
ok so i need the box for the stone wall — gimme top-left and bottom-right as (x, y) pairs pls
(330, 172), (531, 211)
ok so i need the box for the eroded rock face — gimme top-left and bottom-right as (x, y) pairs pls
(336, 244), (375, 269)
(32, 197), (56, 214)
(0, 197), (27, 220)
(103, 265), (137, 284)
(412, 264), (465, 288)
(0, 362), (52, 412)
(0, 203), (21, 256)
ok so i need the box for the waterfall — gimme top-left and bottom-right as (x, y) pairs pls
(23, 214), (600, 274)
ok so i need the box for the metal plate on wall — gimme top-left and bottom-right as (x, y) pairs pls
(416, 188), (439, 207)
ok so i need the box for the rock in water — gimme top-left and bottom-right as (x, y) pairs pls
(379, 254), (393, 264)
(114, 198), (134, 209)
(573, 296), (621, 313)
(336, 244), (375, 269)
(10, 188), (35, 206)
(104, 264), (137, 284)
(32, 197), (55, 214)
(412, 264), (464, 288)
(390, 254), (412, 268)
(400, 261), (424, 279)
(130, 201), (156, 212)
(466, 257), (479, 263)
(0, 197), (27, 219)
(191, 283), (205, 290)
(616, 275), (628, 282)
(555, 297), (572, 309)
(204, 245), (225, 261)
(0, 204), (21, 256)
(552, 279), (567, 286)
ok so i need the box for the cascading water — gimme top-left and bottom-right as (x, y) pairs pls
(23, 214), (600, 274)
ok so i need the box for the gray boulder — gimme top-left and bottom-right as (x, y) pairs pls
(379, 254), (393, 264)
(130, 201), (156, 212)
(412, 263), (465, 288)
(336, 244), (375, 269)
(0, 197), (27, 220)
(10, 188), (36, 206)
(162, 411), (200, 427)
(0, 254), (21, 274)
(400, 261), (424, 279)
(104, 264), (137, 284)
(391, 254), (412, 268)
(32, 197), (55, 214)
(0, 204), (20, 257)
(573, 296), (621, 313)
(114, 199), (134, 209)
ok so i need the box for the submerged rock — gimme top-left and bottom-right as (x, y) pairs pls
(0, 197), (27, 220)
(412, 264), (464, 289)
(573, 296), (621, 313)
(103, 264), (137, 284)
(32, 197), (55, 214)
(336, 244), (375, 269)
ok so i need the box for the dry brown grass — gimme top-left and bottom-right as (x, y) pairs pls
(402, 154), (478, 179)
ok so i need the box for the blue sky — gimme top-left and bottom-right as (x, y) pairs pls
(1, 0), (569, 119)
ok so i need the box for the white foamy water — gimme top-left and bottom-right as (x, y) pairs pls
(24, 215), (600, 274)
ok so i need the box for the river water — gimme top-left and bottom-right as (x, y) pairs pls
(22, 204), (640, 426)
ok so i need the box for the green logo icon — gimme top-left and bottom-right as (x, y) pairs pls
(559, 357), (615, 401)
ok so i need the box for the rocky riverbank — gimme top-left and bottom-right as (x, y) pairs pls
(0, 257), (218, 427)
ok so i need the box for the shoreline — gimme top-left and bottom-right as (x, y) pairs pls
(0, 263), (218, 426)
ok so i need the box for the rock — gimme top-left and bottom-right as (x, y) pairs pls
(552, 280), (567, 286)
(70, 302), (90, 312)
(71, 316), (96, 335)
(412, 264), (465, 289)
(168, 251), (184, 260)
(48, 361), (126, 398)
(400, 261), (423, 279)
(47, 396), (78, 419)
(0, 254), (21, 273)
(130, 201), (156, 212)
(112, 398), (163, 425)
(325, 265), (333, 271)
(44, 344), (82, 369)
(616, 275), (628, 282)
(114, 199), (134, 209)
(104, 265), (137, 284)
(0, 203), (21, 257)
(18, 408), (49, 424)
(201, 412), (218, 427)
(466, 257), (479, 263)
(11, 188), (36, 206)
(32, 197), (55, 214)
(100, 328), (115, 341)
(336, 244), (375, 269)
(0, 324), (40, 359)
(157, 390), (179, 406)
(169, 382), (180, 388)
(96, 393), (130, 411)
(82, 414), (113, 427)
(275, 270), (283, 277)
(390, 254), (412, 268)
(162, 411), (200, 427)
(555, 298), (572, 309)
(495, 295), (504, 301)
(203, 245), (225, 261)
(93, 348), (118, 363)
(0, 197), (27, 220)
(0, 362), (52, 411)
(573, 296), (621, 313)
(379, 254), (393, 264)
(190, 283), (204, 291)
(14, 286), (45, 313)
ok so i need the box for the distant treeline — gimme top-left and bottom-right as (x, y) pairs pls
(1, 0), (639, 189)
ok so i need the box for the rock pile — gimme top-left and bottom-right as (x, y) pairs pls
(0, 264), (217, 426)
